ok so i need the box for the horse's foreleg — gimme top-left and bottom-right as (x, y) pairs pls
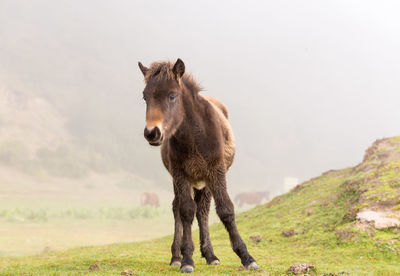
(170, 195), (182, 266)
(194, 187), (219, 265)
(208, 166), (258, 270)
(174, 177), (196, 273)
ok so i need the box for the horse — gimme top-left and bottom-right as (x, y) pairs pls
(138, 59), (258, 273)
(140, 192), (160, 207)
(234, 191), (270, 208)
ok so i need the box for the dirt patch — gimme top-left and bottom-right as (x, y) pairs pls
(336, 179), (362, 223)
(121, 270), (136, 275)
(88, 262), (100, 271)
(335, 228), (359, 243)
(354, 221), (376, 237)
(265, 197), (281, 208)
(322, 169), (339, 176)
(336, 221), (376, 242)
(294, 184), (304, 191)
(282, 229), (300, 237)
(250, 235), (262, 243)
(322, 273), (349, 276)
(287, 264), (316, 274)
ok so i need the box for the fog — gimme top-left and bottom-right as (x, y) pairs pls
(0, 0), (399, 255)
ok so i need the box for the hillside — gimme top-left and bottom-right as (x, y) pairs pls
(1, 137), (400, 275)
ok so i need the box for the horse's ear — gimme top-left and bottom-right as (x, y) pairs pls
(172, 58), (185, 79)
(138, 61), (148, 77)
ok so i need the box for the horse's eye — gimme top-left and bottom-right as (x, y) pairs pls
(168, 93), (178, 102)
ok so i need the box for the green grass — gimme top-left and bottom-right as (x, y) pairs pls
(0, 206), (166, 222)
(1, 138), (400, 275)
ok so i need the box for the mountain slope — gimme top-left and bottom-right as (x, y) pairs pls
(1, 137), (400, 275)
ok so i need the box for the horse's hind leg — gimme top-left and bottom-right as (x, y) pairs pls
(209, 166), (258, 270)
(194, 187), (220, 265)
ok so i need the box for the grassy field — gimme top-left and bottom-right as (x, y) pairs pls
(1, 137), (400, 275)
(0, 214), (172, 257)
(0, 170), (178, 257)
(0, 205), (220, 257)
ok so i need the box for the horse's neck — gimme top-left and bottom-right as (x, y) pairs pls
(172, 89), (199, 142)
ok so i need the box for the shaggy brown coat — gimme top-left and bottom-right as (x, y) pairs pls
(138, 59), (257, 273)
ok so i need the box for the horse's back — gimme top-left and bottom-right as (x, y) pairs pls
(200, 95), (229, 119)
(200, 94), (235, 170)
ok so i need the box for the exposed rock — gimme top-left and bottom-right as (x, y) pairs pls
(357, 210), (400, 229)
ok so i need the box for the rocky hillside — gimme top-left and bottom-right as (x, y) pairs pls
(1, 137), (400, 275)
(352, 137), (400, 229)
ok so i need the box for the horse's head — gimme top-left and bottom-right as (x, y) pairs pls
(138, 59), (186, 146)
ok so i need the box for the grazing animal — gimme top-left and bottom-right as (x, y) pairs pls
(138, 59), (258, 273)
(140, 192), (160, 207)
(234, 191), (270, 208)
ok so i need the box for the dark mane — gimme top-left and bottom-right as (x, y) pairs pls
(145, 61), (202, 93)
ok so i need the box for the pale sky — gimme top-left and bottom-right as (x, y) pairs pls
(1, 0), (399, 193)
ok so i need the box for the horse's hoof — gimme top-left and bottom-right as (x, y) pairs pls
(246, 261), (259, 270)
(209, 259), (220, 265)
(171, 261), (181, 266)
(181, 265), (194, 273)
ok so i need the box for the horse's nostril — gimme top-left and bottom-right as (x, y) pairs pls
(144, 126), (161, 142)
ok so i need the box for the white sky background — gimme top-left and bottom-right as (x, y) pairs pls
(1, 0), (399, 193)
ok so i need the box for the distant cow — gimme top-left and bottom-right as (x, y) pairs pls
(140, 192), (160, 207)
(234, 191), (270, 208)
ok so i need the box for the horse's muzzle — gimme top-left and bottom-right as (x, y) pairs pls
(144, 126), (163, 146)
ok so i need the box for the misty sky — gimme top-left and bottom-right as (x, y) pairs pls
(1, 0), (399, 193)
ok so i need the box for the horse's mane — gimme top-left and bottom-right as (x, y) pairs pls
(145, 61), (202, 94)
